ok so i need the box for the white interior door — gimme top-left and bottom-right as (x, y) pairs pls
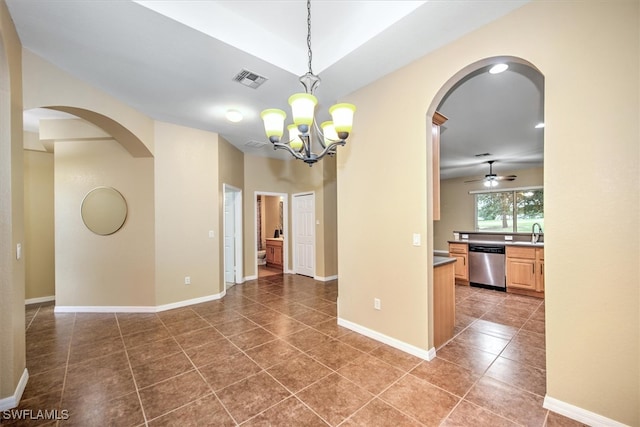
(293, 193), (314, 277)
(224, 189), (236, 285)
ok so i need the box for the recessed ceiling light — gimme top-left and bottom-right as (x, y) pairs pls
(489, 63), (509, 74)
(225, 110), (243, 123)
(535, 122), (545, 128)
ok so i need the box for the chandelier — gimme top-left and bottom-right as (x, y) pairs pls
(260, 0), (356, 166)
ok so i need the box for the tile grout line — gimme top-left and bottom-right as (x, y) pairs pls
(443, 287), (548, 425)
(158, 308), (241, 426)
(115, 313), (150, 427)
(56, 312), (76, 427)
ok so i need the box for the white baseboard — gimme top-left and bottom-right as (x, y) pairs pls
(244, 275), (258, 281)
(338, 317), (435, 361)
(25, 295), (55, 305)
(543, 395), (628, 427)
(54, 291), (225, 314)
(0, 368), (28, 411)
(55, 305), (156, 313)
(314, 275), (338, 282)
(155, 292), (224, 312)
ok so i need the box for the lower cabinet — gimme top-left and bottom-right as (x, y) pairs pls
(266, 239), (283, 268)
(449, 243), (469, 283)
(506, 246), (544, 296)
(434, 261), (455, 348)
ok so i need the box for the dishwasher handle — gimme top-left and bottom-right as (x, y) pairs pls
(468, 245), (505, 254)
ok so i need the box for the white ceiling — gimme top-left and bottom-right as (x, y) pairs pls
(7, 0), (541, 179)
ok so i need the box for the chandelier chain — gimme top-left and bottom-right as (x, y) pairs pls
(307, 0), (313, 75)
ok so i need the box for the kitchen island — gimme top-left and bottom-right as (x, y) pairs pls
(434, 256), (456, 349)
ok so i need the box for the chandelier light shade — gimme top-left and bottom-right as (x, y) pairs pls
(260, 0), (355, 165)
(260, 109), (287, 141)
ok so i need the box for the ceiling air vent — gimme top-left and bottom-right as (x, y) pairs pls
(474, 152), (492, 157)
(233, 69), (267, 89)
(244, 140), (268, 149)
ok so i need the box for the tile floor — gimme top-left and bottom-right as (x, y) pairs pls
(8, 274), (586, 426)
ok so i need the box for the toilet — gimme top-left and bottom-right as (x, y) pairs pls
(257, 250), (266, 265)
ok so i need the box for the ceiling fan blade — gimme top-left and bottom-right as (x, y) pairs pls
(464, 178), (484, 183)
(495, 176), (517, 181)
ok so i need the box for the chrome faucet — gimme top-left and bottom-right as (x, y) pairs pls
(531, 223), (543, 243)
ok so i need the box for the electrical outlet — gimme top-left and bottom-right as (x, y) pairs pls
(504, 235), (513, 241)
(184, 276), (191, 285)
(462, 234), (469, 239)
(374, 298), (381, 310)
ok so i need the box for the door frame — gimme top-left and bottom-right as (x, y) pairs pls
(254, 191), (289, 276)
(292, 191), (315, 278)
(223, 184), (243, 285)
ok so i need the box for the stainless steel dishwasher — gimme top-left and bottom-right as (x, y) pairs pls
(469, 244), (506, 291)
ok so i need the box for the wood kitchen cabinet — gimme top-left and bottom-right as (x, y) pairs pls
(506, 246), (544, 297)
(265, 239), (283, 269)
(434, 260), (455, 349)
(448, 242), (469, 284)
(432, 112), (448, 221)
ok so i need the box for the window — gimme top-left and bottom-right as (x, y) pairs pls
(475, 188), (543, 232)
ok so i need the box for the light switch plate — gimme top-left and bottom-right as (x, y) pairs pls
(412, 233), (421, 246)
(504, 235), (513, 241)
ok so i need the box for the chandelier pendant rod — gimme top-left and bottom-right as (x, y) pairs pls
(259, 0), (355, 166)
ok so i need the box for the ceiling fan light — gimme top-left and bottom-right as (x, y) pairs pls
(261, 109), (286, 142)
(289, 93), (317, 130)
(484, 180), (498, 188)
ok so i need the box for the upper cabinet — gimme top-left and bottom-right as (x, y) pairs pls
(432, 112), (448, 221)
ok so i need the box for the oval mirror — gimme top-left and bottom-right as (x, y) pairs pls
(81, 187), (128, 235)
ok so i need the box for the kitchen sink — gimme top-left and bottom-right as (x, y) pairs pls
(512, 241), (544, 246)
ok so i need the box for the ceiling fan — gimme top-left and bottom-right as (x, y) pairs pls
(464, 160), (517, 187)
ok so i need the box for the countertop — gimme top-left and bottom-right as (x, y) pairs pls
(448, 239), (544, 247)
(434, 256), (457, 267)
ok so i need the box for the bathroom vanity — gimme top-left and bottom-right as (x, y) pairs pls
(265, 238), (283, 269)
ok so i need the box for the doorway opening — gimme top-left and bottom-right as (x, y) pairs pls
(223, 184), (243, 289)
(428, 57), (545, 360)
(292, 192), (315, 278)
(255, 191), (288, 278)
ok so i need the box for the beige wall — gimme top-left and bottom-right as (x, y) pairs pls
(217, 136), (244, 286)
(243, 154), (337, 279)
(154, 121), (221, 305)
(55, 137), (155, 306)
(337, 1), (638, 424)
(0, 0), (26, 401)
(22, 50), (155, 156)
(24, 148), (55, 300)
(320, 158), (338, 278)
(434, 167), (543, 251)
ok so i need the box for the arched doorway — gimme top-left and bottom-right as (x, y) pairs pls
(428, 56), (547, 405)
